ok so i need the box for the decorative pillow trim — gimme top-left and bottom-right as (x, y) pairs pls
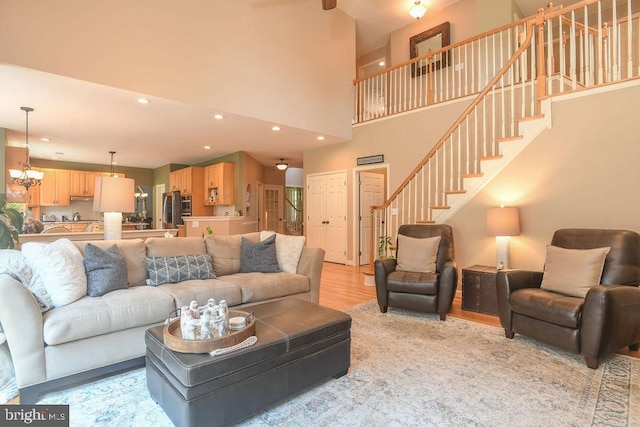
(146, 254), (216, 286)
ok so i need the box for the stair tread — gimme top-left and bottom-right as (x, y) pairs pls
(416, 220), (436, 224)
(497, 135), (524, 143)
(445, 190), (466, 194)
(461, 173), (484, 178)
(431, 205), (450, 210)
(517, 114), (545, 122)
(479, 155), (503, 161)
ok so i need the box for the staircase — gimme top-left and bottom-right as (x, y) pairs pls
(357, 0), (640, 268)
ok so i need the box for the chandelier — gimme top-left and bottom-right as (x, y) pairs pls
(9, 106), (44, 190)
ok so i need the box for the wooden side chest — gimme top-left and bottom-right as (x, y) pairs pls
(462, 265), (498, 316)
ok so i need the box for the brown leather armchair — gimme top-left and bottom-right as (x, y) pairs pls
(496, 228), (640, 369)
(374, 224), (457, 320)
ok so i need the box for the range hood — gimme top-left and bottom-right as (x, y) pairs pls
(70, 196), (94, 201)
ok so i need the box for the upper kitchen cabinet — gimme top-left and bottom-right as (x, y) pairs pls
(40, 169), (71, 206)
(204, 163), (235, 206)
(170, 167), (203, 196)
(70, 171), (100, 197)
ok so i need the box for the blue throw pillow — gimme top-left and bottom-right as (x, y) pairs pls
(84, 243), (128, 297)
(145, 254), (216, 286)
(240, 234), (280, 273)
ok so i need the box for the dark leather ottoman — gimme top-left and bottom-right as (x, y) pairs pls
(145, 298), (352, 427)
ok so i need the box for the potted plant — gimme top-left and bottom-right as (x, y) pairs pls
(377, 235), (393, 259)
(0, 194), (23, 249)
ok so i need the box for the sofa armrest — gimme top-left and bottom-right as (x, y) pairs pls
(582, 285), (640, 364)
(496, 270), (544, 333)
(374, 258), (397, 309)
(296, 247), (325, 304)
(0, 275), (46, 388)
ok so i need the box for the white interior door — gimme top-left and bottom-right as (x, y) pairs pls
(307, 171), (347, 264)
(358, 171), (385, 265)
(263, 184), (284, 233)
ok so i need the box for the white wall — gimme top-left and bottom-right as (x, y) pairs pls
(0, 0), (356, 140)
(303, 82), (640, 266)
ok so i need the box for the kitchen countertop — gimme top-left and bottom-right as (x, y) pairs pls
(182, 216), (245, 221)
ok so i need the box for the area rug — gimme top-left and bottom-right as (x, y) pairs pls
(39, 300), (640, 426)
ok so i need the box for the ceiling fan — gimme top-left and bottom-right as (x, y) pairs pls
(322, 0), (337, 10)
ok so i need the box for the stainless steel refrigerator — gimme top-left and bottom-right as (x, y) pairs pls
(162, 191), (182, 229)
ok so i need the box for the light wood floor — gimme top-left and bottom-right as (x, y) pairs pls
(7, 262), (636, 405)
(319, 262), (639, 359)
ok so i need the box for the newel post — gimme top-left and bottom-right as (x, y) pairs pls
(535, 7), (548, 115)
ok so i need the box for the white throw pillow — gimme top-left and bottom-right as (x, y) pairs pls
(540, 245), (610, 298)
(22, 238), (87, 308)
(260, 231), (306, 273)
(0, 249), (52, 311)
(396, 234), (441, 273)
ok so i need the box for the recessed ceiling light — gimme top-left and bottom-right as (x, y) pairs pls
(204, 145), (211, 150)
(272, 126), (281, 131)
(137, 98), (150, 104)
(40, 137), (50, 142)
(317, 136), (325, 141)
(379, 61), (385, 67)
(214, 114), (224, 120)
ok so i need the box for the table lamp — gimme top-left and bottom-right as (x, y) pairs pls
(93, 176), (135, 240)
(486, 206), (520, 270)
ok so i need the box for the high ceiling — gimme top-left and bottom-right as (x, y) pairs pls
(0, 0), (580, 170)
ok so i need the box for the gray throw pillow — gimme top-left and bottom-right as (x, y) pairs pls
(240, 234), (280, 273)
(84, 243), (128, 297)
(145, 254), (216, 286)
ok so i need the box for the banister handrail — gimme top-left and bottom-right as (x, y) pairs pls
(353, 0), (610, 86)
(370, 21), (535, 211)
(353, 17), (531, 84)
(284, 196), (302, 214)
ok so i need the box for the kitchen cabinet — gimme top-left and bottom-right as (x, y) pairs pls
(39, 169), (71, 206)
(170, 167), (202, 196)
(70, 171), (105, 197)
(204, 162), (235, 206)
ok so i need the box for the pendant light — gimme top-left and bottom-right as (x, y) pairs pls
(276, 159), (289, 171)
(409, 1), (427, 19)
(9, 107), (44, 190)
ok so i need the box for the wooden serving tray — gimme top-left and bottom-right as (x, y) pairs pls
(163, 310), (256, 354)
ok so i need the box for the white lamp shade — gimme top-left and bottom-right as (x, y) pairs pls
(93, 176), (135, 213)
(486, 207), (520, 236)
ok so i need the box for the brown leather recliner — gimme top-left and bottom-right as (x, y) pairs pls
(496, 228), (640, 369)
(374, 224), (457, 320)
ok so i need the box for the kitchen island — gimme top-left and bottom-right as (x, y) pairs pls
(19, 229), (178, 244)
(182, 216), (258, 237)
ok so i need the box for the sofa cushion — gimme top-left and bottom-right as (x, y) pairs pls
(145, 254), (216, 286)
(220, 272), (310, 304)
(84, 243), (128, 297)
(206, 233), (260, 276)
(540, 245), (610, 298)
(260, 231), (306, 273)
(155, 279), (242, 308)
(240, 234), (280, 273)
(42, 286), (174, 345)
(509, 288), (584, 328)
(146, 237), (206, 257)
(22, 238), (87, 308)
(74, 239), (147, 287)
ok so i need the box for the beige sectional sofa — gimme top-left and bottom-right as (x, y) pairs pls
(0, 232), (325, 403)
